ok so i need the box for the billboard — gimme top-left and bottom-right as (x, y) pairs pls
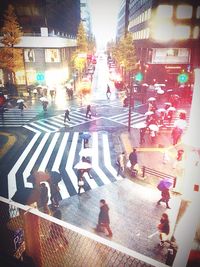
(152, 48), (190, 64)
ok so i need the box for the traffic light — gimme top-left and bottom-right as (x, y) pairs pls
(36, 72), (45, 82)
(177, 73), (189, 84)
(135, 72), (143, 82)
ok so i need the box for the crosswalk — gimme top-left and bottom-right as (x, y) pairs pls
(23, 110), (98, 132)
(8, 131), (122, 202)
(0, 107), (39, 127)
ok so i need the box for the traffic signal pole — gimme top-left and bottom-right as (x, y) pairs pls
(128, 77), (134, 132)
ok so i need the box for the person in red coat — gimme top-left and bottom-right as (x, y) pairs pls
(157, 213), (170, 246)
(157, 188), (171, 209)
(95, 199), (113, 237)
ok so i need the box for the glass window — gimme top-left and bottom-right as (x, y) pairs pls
(174, 25), (191, 39)
(176, 5), (193, 19)
(45, 49), (60, 63)
(24, 49), (35, 62)
(196, 6), (200, 18)
(193, 26), (199, 39)
(156, 5), (173, 18)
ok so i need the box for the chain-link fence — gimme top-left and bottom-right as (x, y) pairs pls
(0, 196), (168, 267)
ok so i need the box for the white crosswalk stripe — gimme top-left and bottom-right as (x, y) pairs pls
(24, 111), (94, 132)
(7, 132), (122, 203)
(0, 108), (39, 127)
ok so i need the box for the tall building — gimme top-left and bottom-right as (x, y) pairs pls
(80, 0), (92, 38)
(117, 0), (200, 86)
(0, 0), (81, 91)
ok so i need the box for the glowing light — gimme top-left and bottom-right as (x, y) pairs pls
(156, 5), (173, 18)
(176, 5), (193, 19)
(193, 26), (199, 39)
(45, 68), (69, 87)
(174, 25), (191, 40)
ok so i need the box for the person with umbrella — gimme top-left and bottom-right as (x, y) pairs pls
(77, 169), (85, 195)
(157, 180), (171, 209)
(50, 181), (60, 208)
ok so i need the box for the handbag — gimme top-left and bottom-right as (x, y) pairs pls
(78, 180), (84, 186)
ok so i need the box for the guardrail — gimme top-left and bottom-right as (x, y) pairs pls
(141, 166), (177, 188)
(0, 196), (168, 267)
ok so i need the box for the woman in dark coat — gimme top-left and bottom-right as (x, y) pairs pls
(96, 199), (113, 237)
(157, 213), (170, 246)
(157, 188), (171, 209)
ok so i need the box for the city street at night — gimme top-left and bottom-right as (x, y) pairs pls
(0, 1), (200, 267)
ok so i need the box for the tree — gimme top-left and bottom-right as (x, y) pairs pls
(87, 34), (96, 55)
(71, 22), (89, 95)
(0, 4), (23, 86)
(112, 33), (137, 85)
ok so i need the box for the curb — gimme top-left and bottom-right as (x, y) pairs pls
(0, 133), (16, 159)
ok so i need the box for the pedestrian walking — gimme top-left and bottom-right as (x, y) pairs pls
(37, 183), (50, 214)
(86, 104), (92, 118)
(116, 151), (126, 176)
(95, 199), (113, 237)
(47, 209), (68, 252)
(139, 127), (146, 144)
(82, 156), (93, 179)
(50, 182), (60, 208)
(18, 101), (26, 116)
(106, 85), (111, 99)
(77, 169), (85, 195)
(129, 148), (138, 170)
(157, 188), (171, 209)
(42, 101), (48, 112)
(64, 109), (70, 123)
(157, 213), (170, 246)
(171, 126), (183, 145)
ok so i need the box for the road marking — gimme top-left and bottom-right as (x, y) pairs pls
(8, 132), (41, 199)
(52, 133), (70, 198)
(23, 133), (50, 187)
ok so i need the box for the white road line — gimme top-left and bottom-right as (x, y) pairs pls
(92, 132), (111, 185)
(23, 125), (41, 133)
(102, 134), (122, 180)
(66, 132), (79, 192)
(36, 120), (59, 130)
(7, 132), (41, 199)
(38, 133), (60, 171)
(52, 133), (70, 199)
(23, 133), (50, 187)
(29, 122), (52, 132)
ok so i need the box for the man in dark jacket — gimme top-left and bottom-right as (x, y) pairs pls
(129, 148), (138, 169)
(96, 199), (113, 237)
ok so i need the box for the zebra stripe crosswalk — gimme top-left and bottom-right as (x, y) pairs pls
(0, 108), (39, 127)
(23, 110), (95, 133)
(8, 131), (122, 202)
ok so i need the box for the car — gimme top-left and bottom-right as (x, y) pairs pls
(114, 81), (124, 90)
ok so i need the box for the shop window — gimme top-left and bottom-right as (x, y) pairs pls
(196, 6), (200, 18)
(176, 5), (193, 19)
(24, 49), (35, 62)
(156, 5), (173, 18)
(174, 25), (191, 39)
(193, 26), (199, 39)
(45, 49), (60, 63)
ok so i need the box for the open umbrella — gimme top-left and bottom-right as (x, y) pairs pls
(167, 106), (176, 111)
(157, 179), (173, 191)
(149, 124), (159, 131)
(40, 97), (48, 102)
(178, 109), (187, 114)
(148, 97), (156, 101)
(134, 121), (147, 129)
(79, 148), (93, 157)
(145, 111), (154, 116)
(49, 171), (62, 184)
(157, 108), (166, 113)
(164, 102), (172, 106)
(80, 132), (91, 140)
(74, 161), (92, 170)
(174, 119), (187, 130)
(157, 89), (164, 94)
(17, 99), (24, 103)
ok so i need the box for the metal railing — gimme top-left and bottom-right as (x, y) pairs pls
(0, 196), (168, 267)
(141, 166), (177, 188)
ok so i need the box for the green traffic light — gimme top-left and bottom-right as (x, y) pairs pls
(135, 72), (143, 82)
(177, 73), (189, 83)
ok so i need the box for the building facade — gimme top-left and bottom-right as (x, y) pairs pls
(0, 0), (80, 92)
(117, 0), (200, 86)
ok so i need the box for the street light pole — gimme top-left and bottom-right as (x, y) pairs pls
(128, 76), (134, 132)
